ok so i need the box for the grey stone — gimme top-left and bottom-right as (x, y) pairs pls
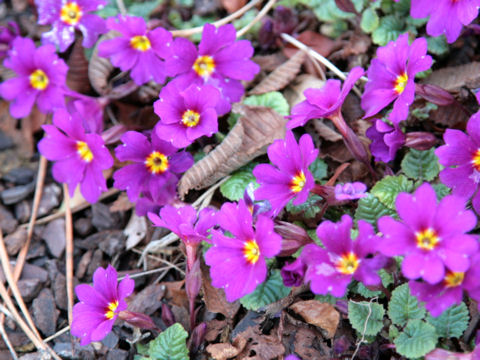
(53, 273), (67, 311)
(32, 289), (58, 337)
(0, 205), (17, 234)
(3, 167), (35, 185)
(106, 349), (128, 360)
(0, 181), (35, 205)
(91, 203), (122, 231)
(53, 342), (95, 360)
(17, 278), (42, 302)
(37, 184), (61, 217)
(4, 227), (27, 255)
(41, 218), (65, 258)
(74, 217), (92, 237)
(0, 130), (14, 151)
(14, 200), (31, 222)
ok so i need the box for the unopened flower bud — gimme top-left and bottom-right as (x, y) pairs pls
(274, 221), (313, 257)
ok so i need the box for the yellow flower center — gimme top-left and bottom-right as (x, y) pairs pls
(394, 72), (408, 94)
(472, 149), (480, 172)
(76, 141), (93, 163)
(415, 228), (440, 251)
(290, 171), (306, 193)
(130, 35), (151, 52)
(60, 2), (83, 26)
(336, 252), (360, 275)
(145, 151), (169, 174)
(193, 55), (215, 77)
(243, 240), (260, 264)
(105, 300), (119, 319)
(444, 271), (464, 288)
(29, 69), (49, 90)
(181, 109), (201, 127)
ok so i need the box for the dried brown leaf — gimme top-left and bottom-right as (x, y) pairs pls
(109, 192), (134, 212)
(289, 300), (340, 338)
(253, 53), (288, 72)
(66, 36), (91, 94)
(312, 119), (342, 142)
(424, 62), (480, 93)
(178, 104), (286, 198)
(249, 51), (306, 95)
(206, 343), (243, 360)
(284, 74), (325, 108)
(220, 0), (247, 13)
(429, 102), (469, 128)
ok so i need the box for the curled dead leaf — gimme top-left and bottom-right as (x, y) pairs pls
(289, 300), (340, 339)
(178, 104), (286, 198)
(250, 50), (306, 95)
(66, 36), (91, 94)
(424, 62), (480, 93)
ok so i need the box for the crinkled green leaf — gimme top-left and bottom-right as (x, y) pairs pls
(401, 148), (440, 181)
(427, 35), (449, 56)
(361, 8), (379, 33)
(233, 9), (261, 35)
(309, 158), (328, 182)
(371, 175), (414, 209)
(243, 92), (290, 116)
(388, 324), (400, 341)
(128, 0), (162, 19)
(353, 270), (393, 298)
(354, 194), (396, 225)
(388, 284), (426, 326)
(304, 0), (355, 22)
(240, 270), (291, 310)
(411, 102), (438, 119)
(142, 323), (189, 360)
(286, 194), (323, 219)
(394, 320), (438, 358)
(348, 301), (385, 336)
(372, 16), (404, 46)
(432, 183), (450, 200)
(427, 303), (469, 338)
(220, 169), (258, 201)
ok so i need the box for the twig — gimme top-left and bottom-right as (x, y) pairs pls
(351, 297), (378, 360)
(0, 322), (18, 360)
(63, 184), (74, 325)
(115, 0), (127, 15)
(236, 0), (277, 38)
(171, 0), (261, 37)
(118, 266), (183, 281)
(0, 232), (43, 341)
(280, 33), (363, 97)
(20, 188), (121, 227)
(44, 326), (70, 343)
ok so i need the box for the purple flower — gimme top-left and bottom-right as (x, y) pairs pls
(366, 119), (406, 162)
(154, 82), (220, 148)
(38, 108), (113, 203)
(281, 257), (307, 287)
(253, 131), (318, 216)
(113, 131), (193, 203)
(288, 67), (364, 129)
(243, 182), (271, 219)
(71, 265), (134, 345)
(285, 356), (301, 360)
(378, 183), (479, 284)
(0, 37), (67, 118)
(165, 23), (260, 115)
(435, 109), (480, 215)
(35, 0), (107, 52)
(148, 205), (217, 246)
(204, 200), (282, 301)
(0, 21), (20, 59)
(411, 0), (480, 43)
(409, 253), (480, 317)
(135, 187), (176, 217)
(302, 215), (386, 297)
(361, 34), (432, 124)
(98, 15), (172, 85)
(66, 98), (104, 134)
(335, 182), (368, 201)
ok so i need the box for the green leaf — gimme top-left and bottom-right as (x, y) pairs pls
(401, 148), (440, 181)
(432, 183), (450, 200)
(96, 2), (120, 18)
(371, 175), (414, 210)
(427, 303), (469, 338)
(144, 323), (189, 360)
(240, 270), (291, 310)
(354, 194), (396, 225)
(243, 92), (290, 116)
(361, 8), (379, 33)
(388, 284), (426, 326)
(427, 35), (449, 56)
(372, 16), (404, 46)
(388, 324), (400, 341)
(128, 0), (162, 19)
(309, 158), (328, 182)
(286, 193), (323, 219)
(353, 270), (393, 298)
(348, 301), (385, 336)
(394, 320), (438, 358)
(233, 9), (261, 35)
(220, 169), (258, 201)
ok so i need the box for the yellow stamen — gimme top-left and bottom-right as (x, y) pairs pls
(60, 2), (83, 26)
(394, 72), (408, 94)
(193, 55), (215, 77)
(290, 171), (306, 193)
(145, 151), (169, 174)
(415, 228), (440, 251)
(181, 109), (200, 127)
(105, 300), (119, 319)
(130, 35), (151, 51)
(243, 240), (260, 264)
(444, 271), (464, 288)
(472, 149), (480, 171)
(336, 252), (360, 275)
(29, 69), (49, 90)
(76, 141), (93, 163)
